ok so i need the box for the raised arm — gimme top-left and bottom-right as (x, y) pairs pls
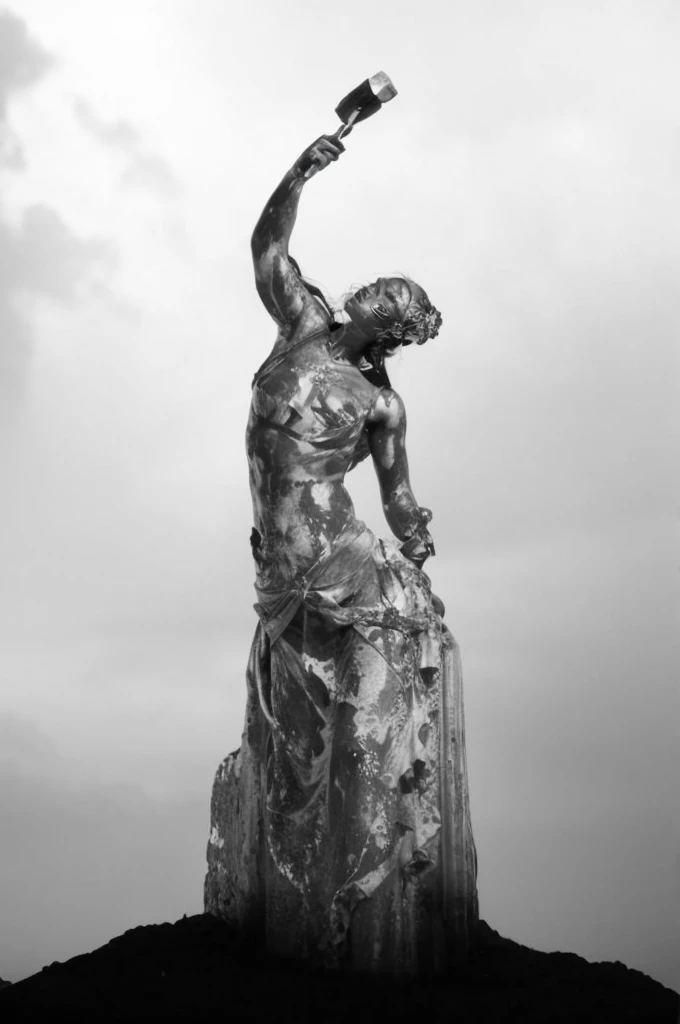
(368, 389), (435, 567)
(251, 136), (344, 334)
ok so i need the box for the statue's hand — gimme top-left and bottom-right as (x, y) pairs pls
(293, 135), (345, 179)
(399, 506), (435, 568)
(400, 528), (435, 568)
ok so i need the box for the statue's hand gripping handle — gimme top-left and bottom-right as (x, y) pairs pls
(302, 72), (397, 180)
(302, 113), (359, 180)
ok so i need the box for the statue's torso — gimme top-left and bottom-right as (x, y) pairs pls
(247, 330), (379, 586)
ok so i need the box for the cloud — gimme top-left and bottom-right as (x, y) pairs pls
(72, 96), (181, 197)
(0, 15), (118, 405)
(0, 297), (31, 403)
(1, 203), (115, 300)
(0, 127), (25, 170)
(72, 97), (141, 148)
(0, 9), (52, 113)
(0, 10), (52, 169)
(121, 152), (181, 197)
(0, 203), (117, 404)
(0, 716), (205, 983)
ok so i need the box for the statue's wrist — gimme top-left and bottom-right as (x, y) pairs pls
(286, 165), (308, 188)
(400, 535), (434, 565)
(401, 505), (433, 540)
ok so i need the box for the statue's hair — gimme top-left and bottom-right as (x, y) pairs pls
(364, 275), (442, 388)
(372, 276), (443, 348)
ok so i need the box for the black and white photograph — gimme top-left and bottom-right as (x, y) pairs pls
(0, 1), (677, 1018)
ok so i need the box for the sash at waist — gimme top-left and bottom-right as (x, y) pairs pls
(253, 520), (440, 662)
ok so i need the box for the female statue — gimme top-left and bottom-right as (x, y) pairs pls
(206, 134), (478, 976)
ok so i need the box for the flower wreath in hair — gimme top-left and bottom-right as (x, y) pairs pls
(371, 292), (443, 348)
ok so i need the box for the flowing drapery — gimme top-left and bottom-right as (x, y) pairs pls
(206, 519), (478, 974)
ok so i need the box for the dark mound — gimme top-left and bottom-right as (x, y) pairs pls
(0, 915), (677, 1021)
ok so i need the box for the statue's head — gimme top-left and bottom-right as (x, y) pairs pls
(343, 276), (442, 387)
(344, 276), (442, 351)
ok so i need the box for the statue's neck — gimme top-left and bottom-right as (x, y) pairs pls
(327, 314), (374, 365)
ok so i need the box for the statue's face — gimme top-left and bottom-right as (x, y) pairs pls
(344, 277), (412, 336)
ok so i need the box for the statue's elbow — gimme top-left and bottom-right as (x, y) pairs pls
(251, 242), (277, 282)
(251, 229), (265, 259)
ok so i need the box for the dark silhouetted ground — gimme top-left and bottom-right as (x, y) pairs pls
(0, 915), (677, 1021)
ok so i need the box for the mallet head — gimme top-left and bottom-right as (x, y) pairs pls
(303, 72), (398, 177)
(335, 71), (398, 133)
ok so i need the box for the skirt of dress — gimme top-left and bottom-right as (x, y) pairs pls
(205, 520), (478, 976)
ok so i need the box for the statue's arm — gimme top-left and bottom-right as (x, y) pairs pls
(368, 389), (435, 566)
(251, 136), (344, 333)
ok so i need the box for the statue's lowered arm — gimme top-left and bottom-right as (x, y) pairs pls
(368, 388), (435, 568)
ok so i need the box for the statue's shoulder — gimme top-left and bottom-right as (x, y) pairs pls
(367, 386), (406, 427)
(281, 297), (331, 349)
(253, 311), (331, 388)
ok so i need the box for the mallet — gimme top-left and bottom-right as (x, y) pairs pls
(304, 71), (398, 179)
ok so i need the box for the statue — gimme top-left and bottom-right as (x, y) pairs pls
(205, 79), (478, 977)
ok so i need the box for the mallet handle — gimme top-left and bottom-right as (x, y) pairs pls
(303, 111), (359, 180)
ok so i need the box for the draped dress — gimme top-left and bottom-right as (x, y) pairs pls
(205, 321), (478, 976)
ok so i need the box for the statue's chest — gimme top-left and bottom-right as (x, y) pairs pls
(251, 364), (375, 444)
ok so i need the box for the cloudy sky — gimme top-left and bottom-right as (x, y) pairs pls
(0, 0), (677, 992)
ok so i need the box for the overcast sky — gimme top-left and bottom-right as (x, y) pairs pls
(0, 0), (677, 992)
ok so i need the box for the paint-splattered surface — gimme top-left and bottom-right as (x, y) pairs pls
(206, 321), (477, 972)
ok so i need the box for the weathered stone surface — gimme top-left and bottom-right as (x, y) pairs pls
(204, 666), (271, 937)
(204, 747), (263, 931)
